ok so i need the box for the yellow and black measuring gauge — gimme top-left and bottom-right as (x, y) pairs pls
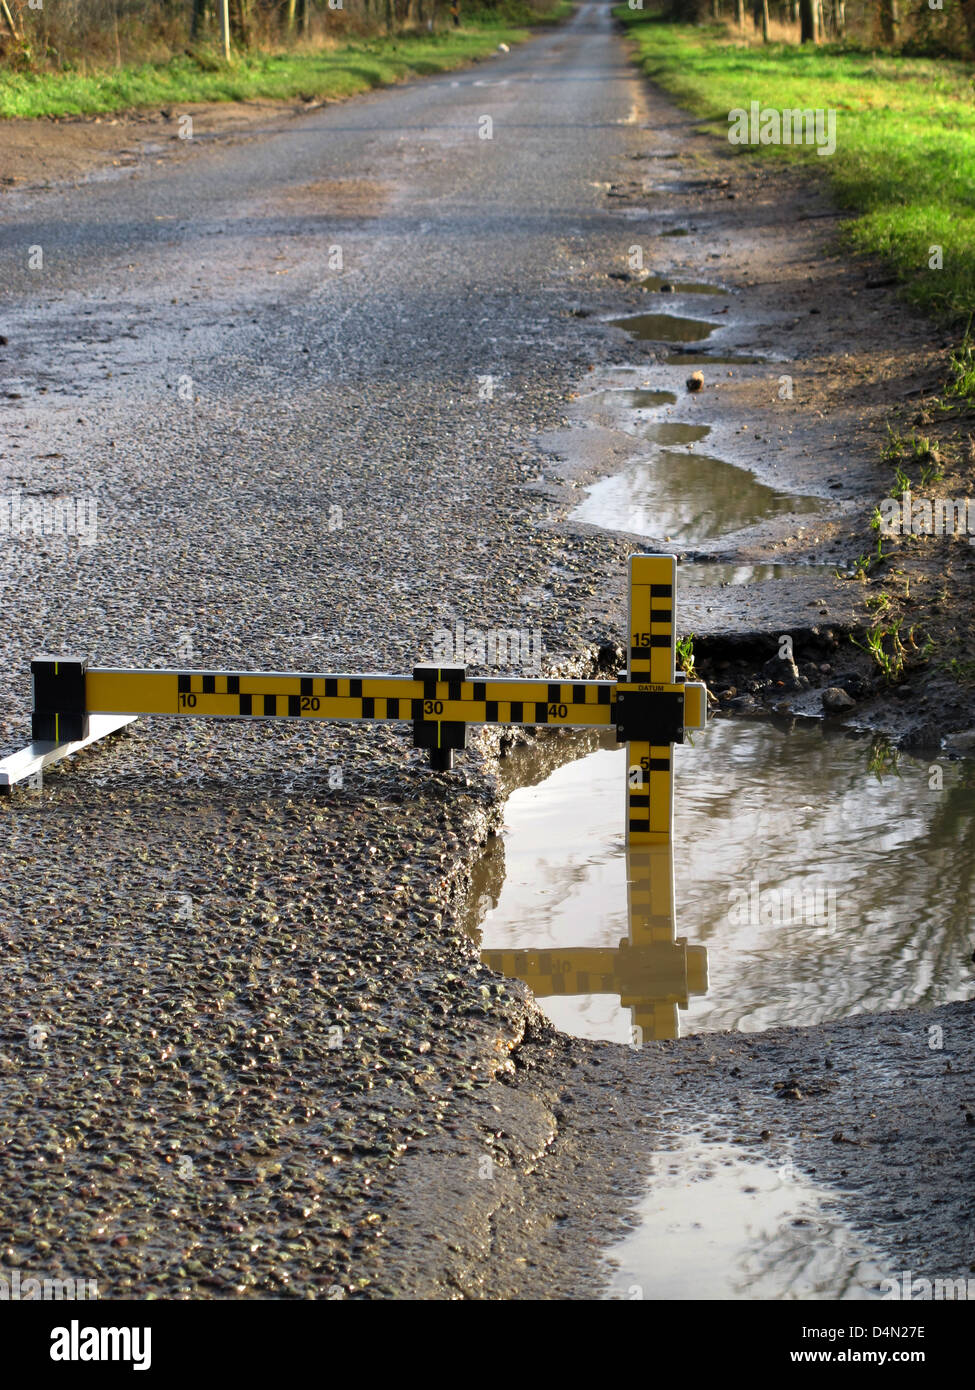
(3, 554), (707, 843)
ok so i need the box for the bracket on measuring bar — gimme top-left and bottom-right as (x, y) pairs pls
(0, 556), (708, 843)
(412, 665), (467, 771)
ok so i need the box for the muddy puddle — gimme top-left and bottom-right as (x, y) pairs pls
(468, 721), (974, 1044)
(602, 1135), (892, 1301)
(642, 421), (710, 446)
(571, 446), (823, 543)
(609, 312), (716, 343)
(665, 352), (767, 366)
(579, 386), (677, 410)
(679, 561), (839, 588)
(638, 276), (728, 296)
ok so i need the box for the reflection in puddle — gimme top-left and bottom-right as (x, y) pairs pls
(642, 421), (710, 446)
(679, 562), (840, 588)
(571, 448), (822, 543)
(580, 386), (677, 410)
(664, 352), (766, 365)
(602, 1136), (891, 1300)
(609, 312), (716, 343)
(638, 276), (727, 295)
(482, 839), (706, 1043)
(469, 722), (974, 1041)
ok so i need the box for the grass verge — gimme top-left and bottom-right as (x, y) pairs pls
(0, 3), (573, 121)
(615, 8), (975, 324)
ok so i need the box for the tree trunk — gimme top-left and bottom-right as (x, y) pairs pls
(191, 0), (208, 40)
(958, 0), (975, 55)
(735, 0), (745, 30)
(761, 0), (770, 39)
(230, 0), (251, 45)
(879, 0), (897, 43)
(799, 0), (818, 42)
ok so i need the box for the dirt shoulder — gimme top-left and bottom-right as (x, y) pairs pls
(1, 97), (351, 191)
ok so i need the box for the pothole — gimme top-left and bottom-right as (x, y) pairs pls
(570, 447), (823, 544)
(602, 1135), (892, 1301)
(468, 721), (974, 1043)
(609, 312), (717, 343)
(664, 351), (767, 366)
(638, 276), (728, 295)
(578, 386), (678, 410)
(679, 562), (840, 588)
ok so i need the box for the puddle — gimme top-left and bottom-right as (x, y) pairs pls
(664, 352), (766, 366)
(468, 721), (974, 1043)
(679, 562), (840, 588)
(639, 276), (728, 296)
(642, 421), (710, 446)
(570, 447), (822, 543)
(580, 386), (677, 410)
(602, 1135), (891, 1300)
(609, 312), (716, 343)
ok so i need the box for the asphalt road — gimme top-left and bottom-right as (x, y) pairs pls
(0, 3), (664, 1298)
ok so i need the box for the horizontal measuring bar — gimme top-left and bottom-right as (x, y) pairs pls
(81, 669), (706, 731)
(84, 669), (621, 729)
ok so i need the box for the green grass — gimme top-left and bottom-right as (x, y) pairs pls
(676, 633), (697, 677)
(0, 5), (573, 120)
(946, 339), (975, 399)
(616, 10), (975, 323)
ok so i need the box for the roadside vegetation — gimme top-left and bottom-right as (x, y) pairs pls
(616, 8), (975, 324)
(0, 0), (569, 118)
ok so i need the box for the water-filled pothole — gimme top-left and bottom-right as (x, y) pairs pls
(570, 447), (823, 543)
(680, 562), (840, 588)
(469, 722), (974, 1043)
(638, 276), (728, 296)
(609, 312), (716, 343)
(602, 1136), (891, 1301)
(580, 386), (677, 410)
(664, 352), (766, 366)
(642, 421), (710, 446)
